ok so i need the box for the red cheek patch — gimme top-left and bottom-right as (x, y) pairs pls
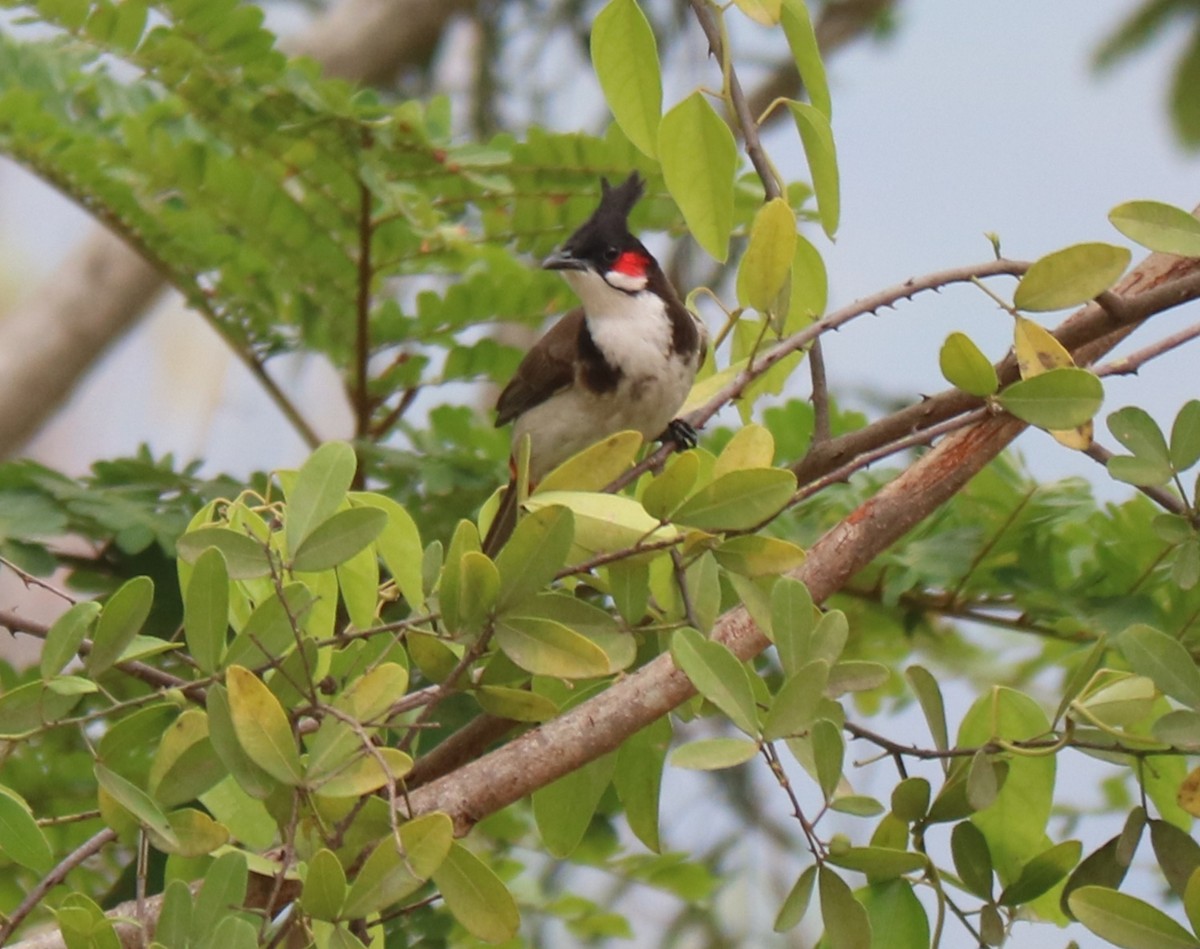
(613, 251), (648, 278)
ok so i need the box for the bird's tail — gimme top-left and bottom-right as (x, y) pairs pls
(481, 477), (519, 557)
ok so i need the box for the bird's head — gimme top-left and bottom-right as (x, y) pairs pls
(542, 173), (657, 297)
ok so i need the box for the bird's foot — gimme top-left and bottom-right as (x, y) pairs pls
(660, 418), (699, 451)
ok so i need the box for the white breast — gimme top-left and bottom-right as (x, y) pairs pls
(515, 271), (702, 481)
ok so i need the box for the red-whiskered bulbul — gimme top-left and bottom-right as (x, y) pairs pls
(482, 172), (707, 554)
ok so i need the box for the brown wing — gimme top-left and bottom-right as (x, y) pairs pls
(494, 309), (583, 427)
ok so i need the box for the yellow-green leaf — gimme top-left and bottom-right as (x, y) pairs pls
(737, 198), (797, 312)
(1109, 200), (1200, 257)
(939, 332), (998, 397)
(1014, 242), (1131, 312)
(590, 0), (662, 159)
(673, 467), (796, 531)
(537, 431), (644, 493)
(432, 841), (520, 944)
(284, 440), (357, 554)
(997, 368), (1104, 430)
(788, 101), (840, 238)
(225, 665), (303, 787)
(494, 614), (610, 679)
(87, 576), (154, 677)
(659, 92), (737, 261)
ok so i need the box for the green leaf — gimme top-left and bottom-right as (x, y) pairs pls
(642, 451), (700, 520)
(997, 367), (1104, 429)
(772, 577), (815, 675)
(1062, 836), (1130, 919)
(526, 491), (672, 556)
(713, 534), (806, 578)
(827, 660), (889, 696)
(614, 716), (671, 853)
(39, 600), (100, 678)
(156, 880), (193, 949)
(1172, 400), (1200, 471)
(224, 583), (313, 668)
(95, 763), (178, 848)
(284, 441), (357, 554)
(185, 546), (229, 675)
(673, 467), (796, 531)
(951, 820), (994, 900)
(669, 737), (759, 770)
(713, 425), (775, 476)
(148, 709), (226, 808)
(737, 198), (797, 313)
(1118, 623), (1200, 708)
(825, 847), (926, 880)
(176, 526), (272, 579)
(0, 790), (53, 874)
(781, 0), (831, 118)
(590, 0), (661, 159)
(787, 101), (840, 238)
(1055, 635), (1110, 725)
(431, 841), (521, 944)
(1109, 405), (1172, 467)
(890, 777), (931, 823)
(670, 627), (759, 736)
(1150, 818), (1200, 899)
(494, 614), (610, 678)
(225, 665), (303, 786)
(855, 880), (929, 949)
(192, 851), (249, 945)
(301, 848), (347, 922)
(349, 492), (425, 611)
(1109, 200), (1200, 257)
(343, 815), (452, 918)
(906, 665), (949, 759)
(829, 795), (884, 817)
(966, 749), (1001, 812)
(659, 91), (737, 261)
(819, 866), (871, 949)
(939, 331), (999, 396)
(812, 718), (844, 801)
(762, 660), (829, 741)
(475, 685), (558, 723)
(537, 431), (645, 493)
(732, 0), (781, 26)
(1069, 885), (1200, 949)
(1185, 867), (1200, 936)
(456, 551), (500, 635)
(959, 688), (1054, 884)
(1013, 242), (1131, 311)
(495, 504), (574, 610)
(998, 839), (1081, 906)
(155, 807), (230, 858)
(86, 575), (154, 676)
(533, 752), (617, 858)
(1153, 709), (1200, 749)
(311, 748), (413, 798)
(774, 864), (817, 932)
(290, 506), (386, 572)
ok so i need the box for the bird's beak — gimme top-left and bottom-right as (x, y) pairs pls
(542, 249), (587, 272)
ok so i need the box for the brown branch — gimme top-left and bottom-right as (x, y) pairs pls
(792, 255), (1200, 488)
(0, 829), (117, 946)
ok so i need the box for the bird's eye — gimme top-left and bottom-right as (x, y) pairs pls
(603, 247), (620, 264)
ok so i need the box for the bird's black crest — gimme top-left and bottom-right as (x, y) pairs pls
(561, 172), (645, 253)
(596, 172), (644, 224)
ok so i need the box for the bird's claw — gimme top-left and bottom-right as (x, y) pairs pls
(661, 418), (699, 451)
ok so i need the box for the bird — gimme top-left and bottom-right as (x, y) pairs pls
(482, 172), (707, 555)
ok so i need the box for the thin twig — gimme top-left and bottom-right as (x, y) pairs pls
(0, 828), (118, 945)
